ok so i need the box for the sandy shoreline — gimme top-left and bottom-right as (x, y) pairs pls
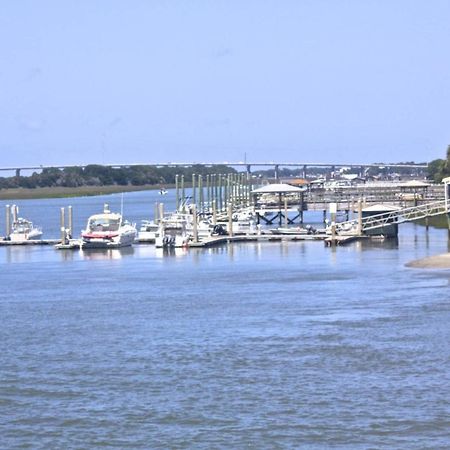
(406, 253), (450, 269)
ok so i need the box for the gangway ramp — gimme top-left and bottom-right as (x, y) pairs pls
(338, 200), (449, 233)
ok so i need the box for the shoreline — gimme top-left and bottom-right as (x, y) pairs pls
(0, 184), (175, 200)
(406, 252), (450, 269)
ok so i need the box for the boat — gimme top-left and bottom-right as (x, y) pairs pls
(137, 219), (160, 242)
(269, 225), (315, 235)
(9, 218), (43, 241)
(159, 188), (168, 195)
(81, 204), (137, 249)
(155, 213), (191, 248)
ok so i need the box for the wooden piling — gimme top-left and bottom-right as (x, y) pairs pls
(181, 175), (185, 213)
(5, 205), (11, 238)
(12, 205), (18, 224)
(198, 175), (204, 216)
(206, 174), (211, 210)
(357, 199), (363, 235)
(60, 207), (66, 244)
(68, 206), (73, 238)
(212, 200), (217, 225)
(330, 211), (336, 246)
(175, 174), (180, 212)
(154, 202), (159, 223)
(192, 173), (196, 206)
(284, 196), (288, 227)
(228, 201), (233, 237)
(192, 204), (198, 243)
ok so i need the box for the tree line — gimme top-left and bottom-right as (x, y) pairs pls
(427, 146), (450, 183)
(0, 164), (237, 190)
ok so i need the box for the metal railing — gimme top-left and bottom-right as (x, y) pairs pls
(336, 200), (449, 232)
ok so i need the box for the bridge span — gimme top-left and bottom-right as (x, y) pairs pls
(0, 161), (428, 178)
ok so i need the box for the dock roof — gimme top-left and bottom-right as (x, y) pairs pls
(252, 183), (305, 194)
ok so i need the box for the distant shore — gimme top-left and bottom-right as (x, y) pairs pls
(0, 184), (174, 200)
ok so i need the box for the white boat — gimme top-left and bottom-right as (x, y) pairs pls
(269, 225), (316, 235)
(81, 205), (137, 249)
(155, 214), (191, 248)
(137, 219), (160, 242)
(9, 218), (43, 241)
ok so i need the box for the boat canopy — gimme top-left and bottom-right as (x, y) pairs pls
(252, 183), (305, 194)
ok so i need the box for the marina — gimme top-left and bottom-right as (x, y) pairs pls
(1, 175), (449, 250)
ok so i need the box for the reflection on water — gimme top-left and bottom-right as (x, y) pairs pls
(80, 246), (135, 260)
(154, 246), (188, 258)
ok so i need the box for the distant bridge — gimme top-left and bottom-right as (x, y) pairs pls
(0, 161), (428, 178)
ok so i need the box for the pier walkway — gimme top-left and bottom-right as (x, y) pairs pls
(337, 199), (449, 233)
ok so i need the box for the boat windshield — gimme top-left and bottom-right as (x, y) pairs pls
(88, 218), (120, 232)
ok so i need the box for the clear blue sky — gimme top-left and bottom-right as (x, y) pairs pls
(1, 0), (449, 166)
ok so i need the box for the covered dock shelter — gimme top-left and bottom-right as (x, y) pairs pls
(252, 183), (306, 225)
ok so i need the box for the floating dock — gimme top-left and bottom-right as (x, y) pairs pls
(0, 239), (60, 246)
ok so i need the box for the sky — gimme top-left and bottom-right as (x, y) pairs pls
(1, 0), (450, 167)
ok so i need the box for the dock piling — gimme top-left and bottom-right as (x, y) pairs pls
(60, 207), (66, 245)
(5, 205), (11, 238)
(192, 204), (198, 243)
(68, 206), (73, 238)
(228, 201), (233, 237)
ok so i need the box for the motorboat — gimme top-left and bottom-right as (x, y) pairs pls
(81, 204), (137, 249)
(269, 225), (316, 235)
(9, 218), (43, 241)
(155, 213), (191, 248)
(137, 219), (160, 242)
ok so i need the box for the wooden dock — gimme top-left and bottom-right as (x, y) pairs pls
(0, 239), (60, 246)
(188, 232), (339, 248)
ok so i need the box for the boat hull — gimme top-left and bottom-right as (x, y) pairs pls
(81, 230), (136, 249)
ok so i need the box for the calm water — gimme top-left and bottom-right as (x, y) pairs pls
(1, 191), (450, 449)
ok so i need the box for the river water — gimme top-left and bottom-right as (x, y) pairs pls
(1, 191), (449, 449)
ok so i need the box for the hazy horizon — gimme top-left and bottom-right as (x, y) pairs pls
(1, 1), (450, 166)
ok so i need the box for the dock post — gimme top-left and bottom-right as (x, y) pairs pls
(154, 202), (159, 223)
(192, 204), (198, 243)
(228, 201), (234, 237)
(206, 174), (211, 212)
(60, 207), (66, 245)
(330, 203), (337, 246)
(212, 174), (217, 211)
(284, 196), (288, 227)
(13, 205), (18, 224)
(192, 173), (196, 206)
(331, 222), (336, 246)
(212, 200), (217, 225)
(223, 175), (228, 208)
(425, 216), (429, 232)
(175, 174), (180, 212)
(5, 205), (11, 238)
(357, 199), (363, 235)
(217, 174), (222, 212)
(198, 175), (204, 216)
(68, 206), (73, 238)
(158, 202), (164, 222)
(181, 175), (185, 213)
(323, 210), (327, 223)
